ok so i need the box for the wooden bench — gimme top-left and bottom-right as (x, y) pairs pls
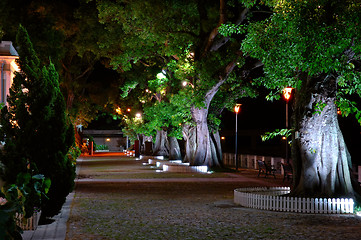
(257, 160), (276, 178)
(281, 163), (293, 182)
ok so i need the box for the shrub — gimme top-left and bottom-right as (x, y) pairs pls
(0, 25), (75, 218)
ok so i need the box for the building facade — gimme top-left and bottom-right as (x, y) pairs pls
(0, 41), (19, 105)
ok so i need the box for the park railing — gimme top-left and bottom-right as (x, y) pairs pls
(222, 152), (287, 174)
(223, 153), (361, 183)
(234, 187), (354, 214)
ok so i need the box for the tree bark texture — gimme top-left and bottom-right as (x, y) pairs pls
(152, 129), (169, 157)
(182, 124), (197, 164)
(191, 107), (212, 166)
(168, 136), (181, 160)
(292, 74), (360, 199)
(210, 130), (223, 168)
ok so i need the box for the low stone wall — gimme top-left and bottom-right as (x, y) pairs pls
(146, 157), (208, 173)
(162, 164), (208, 173)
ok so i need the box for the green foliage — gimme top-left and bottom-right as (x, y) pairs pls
(354, 205), (361, 214)
(67, 145), (81, 166)
(0, 193), (23, 240)
(0, 26), (75, 218)
(313, 102), (327, 115)
(93, 0), (273, 167)
(219, 23), (247, 37)
(0, 172), (50, 240)
(261, 129), (292, 142)
(95, 145), (109, 150)
(122, 115), (144, 144)
(142, 98), (191, 139)
(242, 0), (361, 124)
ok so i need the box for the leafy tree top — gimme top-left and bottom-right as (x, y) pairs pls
(240, 0), (361, 122)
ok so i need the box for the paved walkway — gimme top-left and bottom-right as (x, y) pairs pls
(23, 152), (361, 239)
(22, 193), (73, 240)
(22, 152), (286, 239)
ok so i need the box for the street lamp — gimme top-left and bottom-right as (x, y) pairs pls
(234, 104), (241, 171)
(283, 87), (293, 164)
(182, 81), (194, 88)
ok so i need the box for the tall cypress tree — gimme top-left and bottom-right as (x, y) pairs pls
(0, 25), (75, 217)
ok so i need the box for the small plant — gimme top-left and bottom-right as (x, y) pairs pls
(0, 172), (50, 240)
(354, 205), (361, 216)
(96, 145), (109, 151)
(68, 145), (81, 165)
(0, 195), (22, 240)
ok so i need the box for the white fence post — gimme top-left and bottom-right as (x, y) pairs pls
(234, 188), (354, 214)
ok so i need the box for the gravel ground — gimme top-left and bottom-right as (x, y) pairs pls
(66, 155), (361, 240)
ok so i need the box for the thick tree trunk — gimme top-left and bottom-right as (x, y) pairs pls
(168, 136), (181, 160)
(291, 74), (360, 199)
(210, 130), (223, 167)
(183, 124), (197, 164)
(152, 129), (169, 157)
(191, 107), (213, 167)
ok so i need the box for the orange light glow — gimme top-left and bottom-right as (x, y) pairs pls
(116, 107), (122, 114)
(337, 108), (342, 115)
(221, 136), (225, 140)
(234, 104), (241, 113)
(283, 87), (293, 101)
(127, 108), (131, 112)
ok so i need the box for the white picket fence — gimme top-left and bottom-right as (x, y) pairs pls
(234, 187), (354, 214)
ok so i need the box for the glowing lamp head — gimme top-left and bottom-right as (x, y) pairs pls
(234, 104), (241, 114)
(127, 108), (131, 112)
(182, 81), (188, 87)
(337, 108), (342, 115)
(283, 87), (293, 101)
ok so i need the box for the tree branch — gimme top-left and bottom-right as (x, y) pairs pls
(201, 0), (227, 57)
(204, 56), (239, 106)
(209, 7), (249, 52)
(73, 65), (94, 82)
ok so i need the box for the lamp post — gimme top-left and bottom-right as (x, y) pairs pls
(182, 81), (195, 88)
(234, 104), (241, 171)
(283, 87), (293, 164)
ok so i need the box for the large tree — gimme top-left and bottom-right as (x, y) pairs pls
(242, 0), (361, 199)
(92, 0), (261, 167)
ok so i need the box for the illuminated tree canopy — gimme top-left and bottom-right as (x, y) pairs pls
(91, 0), (260, 167)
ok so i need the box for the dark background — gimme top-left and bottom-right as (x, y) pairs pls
(220, 96), (361, 165)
